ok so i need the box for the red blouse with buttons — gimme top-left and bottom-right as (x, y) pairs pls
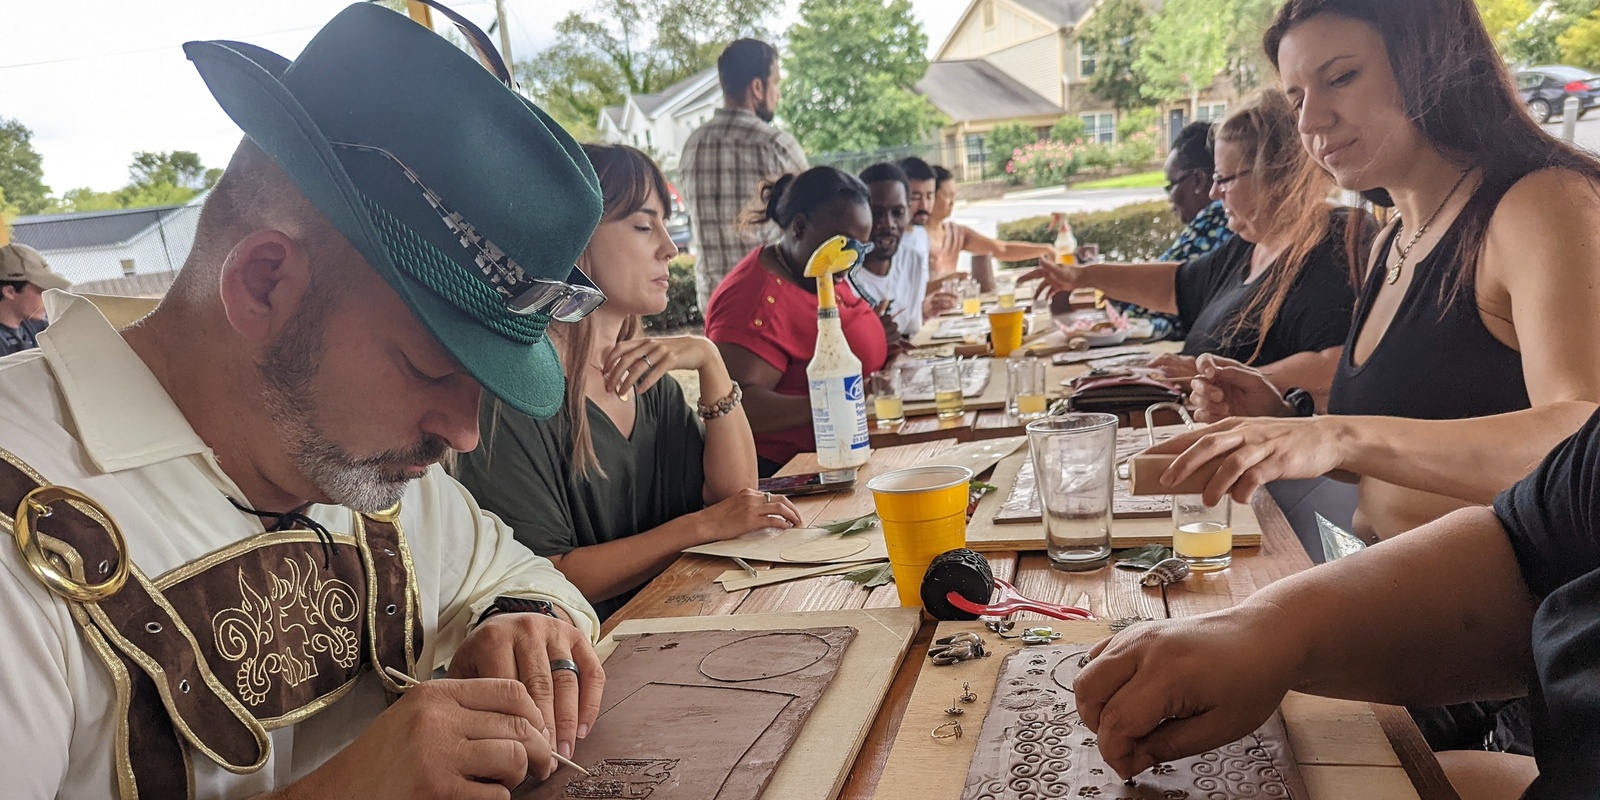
(705, 246), (889, 466)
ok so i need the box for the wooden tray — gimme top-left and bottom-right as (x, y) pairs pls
(901, 359), (1010, 418)
(594, 608), (922, 800)
(964, 450), (1262, 551)
(874, 621), (1419, 800)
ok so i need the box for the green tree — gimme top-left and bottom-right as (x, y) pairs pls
(1049, 116), (1087, 144)
(518, 0), (771, 139)
(1223, 0), (1279, 93)
(127, 151), (213, 192)
(54, 187), (126, 213)
(1560, 10), (1600, 68)
(987, 122), (1038, 183)
(1135, 0), (1234, 117)
(1478, 0), (1537, 53)
(1077, 0), (1153, 111)
(782, 0), (945, 153)
(0, 118), (52, 215)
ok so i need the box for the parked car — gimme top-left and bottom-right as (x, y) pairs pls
(1516, 65), (1600, 123)
(665, 180), (692, 253)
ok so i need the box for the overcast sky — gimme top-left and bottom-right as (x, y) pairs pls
(0, 0), (968, 196)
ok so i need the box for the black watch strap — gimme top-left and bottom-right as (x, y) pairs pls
(1283, 387), (1316, 418)
(477, 595), (560, 625)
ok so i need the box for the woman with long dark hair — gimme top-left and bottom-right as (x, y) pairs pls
(1148, 0), (1600, 543)
(1073, 3), (1600, 797)
(1027, 90), (1370, 398)
(455, 144), (801, 620)
(705, 166), (894, 475)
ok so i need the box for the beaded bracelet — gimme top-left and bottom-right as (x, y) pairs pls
(698, 381), (743, 420)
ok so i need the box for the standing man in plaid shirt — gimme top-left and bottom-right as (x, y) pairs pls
(680, 38), (809, 313)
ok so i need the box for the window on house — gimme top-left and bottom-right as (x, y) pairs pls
(966, 134), (988, 164)
(1196, 103), (1228, 122)
(983, 0), (996, 28)
(1080, 113), (1115, 144)
(1035, 126), (1052, 140)
(1079, 40), (1098, 78)
(119, 258), (136, 276)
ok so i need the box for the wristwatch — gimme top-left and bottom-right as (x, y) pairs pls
(476, 595), (560, 625)
(1283, 387), (1316, 418)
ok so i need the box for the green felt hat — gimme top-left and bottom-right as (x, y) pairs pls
(183, 3), (602, 419)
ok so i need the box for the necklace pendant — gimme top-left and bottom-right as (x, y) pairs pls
(1385, 263), (1403, 285)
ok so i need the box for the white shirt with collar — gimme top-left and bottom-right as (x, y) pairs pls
(0, 291), (599, 800)
(848, 225), (930, 337)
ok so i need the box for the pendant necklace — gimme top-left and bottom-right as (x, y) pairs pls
(1387, 170), (1473, 285)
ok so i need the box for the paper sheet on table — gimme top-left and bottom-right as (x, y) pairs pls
(925, 436), (1026, 477)
(713, 560), (886, 592)
(684, 525), (890, 564)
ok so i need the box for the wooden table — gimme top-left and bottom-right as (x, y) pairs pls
(602, 440), (1459, 800)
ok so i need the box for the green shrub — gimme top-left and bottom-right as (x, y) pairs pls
(1049, 116), (1086, 145)
(1008, 140), (1080, 187)
(1077, 140), (1118, 173)
(1115, 127), (1159, 168)
(987, 122), (1039, 185)
(994, 201), (1186, 267)
(642, 253), (703, 332)
(1116, 107), (1161, 141)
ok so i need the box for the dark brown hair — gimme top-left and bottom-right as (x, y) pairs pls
(560, 143), (670, 478)
(1217, 90), (1369, 364)
(1264, 0), (1600, 307)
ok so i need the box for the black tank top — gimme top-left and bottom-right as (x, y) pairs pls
(1328, 188), (1529, 420)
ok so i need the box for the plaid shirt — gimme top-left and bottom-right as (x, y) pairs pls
(678, 108), (808, 310)
(1116, 200), (1234, 340)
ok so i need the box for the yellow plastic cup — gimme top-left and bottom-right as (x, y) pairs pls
(868, 465), (975, 607)
(988, 308), (1026, 357)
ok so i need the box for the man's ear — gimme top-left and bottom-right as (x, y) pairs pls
(748, 77), (767, 108)
(0, 285), (14, 302)
(218, 230), (314, 344)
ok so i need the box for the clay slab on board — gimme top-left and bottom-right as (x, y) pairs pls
(962, 646), (1310, 800)
(518, 627), (857, 800)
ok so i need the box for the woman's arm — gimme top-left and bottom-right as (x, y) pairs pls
(716, 342), (814, 433)
(1257, 347), (1342, 409)
(546, 489), (802, 604)
(692, 345), (759, 504)
(961, 228), (1058, 264)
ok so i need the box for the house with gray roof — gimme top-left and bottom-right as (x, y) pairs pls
(597, 67), (721, 172)
(9, 192), (208, 296)
(919, 0), (1233, 180)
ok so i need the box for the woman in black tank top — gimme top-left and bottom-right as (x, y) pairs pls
(1148, 17), (1600, 545)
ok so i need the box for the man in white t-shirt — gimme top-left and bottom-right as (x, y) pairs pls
(849, 161), (953, 338)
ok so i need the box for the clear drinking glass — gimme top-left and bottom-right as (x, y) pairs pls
(995, 274), (1017, 309)
(960, 278), (982, 318)
(1026, 414), (1117, 571)
(1146, 402), (1233, 572)
(933, 362), (965, 420)
(871, 369), (904, 428)
(1007, 357), (1049, 421)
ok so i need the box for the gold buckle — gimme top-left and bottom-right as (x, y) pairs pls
(13, 486), (129, 602)
(363, 501), (402, 524)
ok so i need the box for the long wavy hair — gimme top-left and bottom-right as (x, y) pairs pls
(1217, 89), (1368, 363)
(558, 143), (671, 479)
(1264, 0), (1600, 308)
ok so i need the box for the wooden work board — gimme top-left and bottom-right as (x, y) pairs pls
(875, 621), (1420, 800)
(594, 608), (923, 800)
(964, 450), (1263, 551)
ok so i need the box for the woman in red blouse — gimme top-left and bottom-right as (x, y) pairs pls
(706, 166), (894, 475)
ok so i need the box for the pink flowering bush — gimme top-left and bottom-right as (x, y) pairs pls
(1008, 140), (1081, 186)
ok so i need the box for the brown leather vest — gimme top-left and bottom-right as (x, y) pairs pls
(0, 448), (424, 799)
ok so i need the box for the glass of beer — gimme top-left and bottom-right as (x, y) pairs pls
(871, 369), (904, 428)
(960, 279), (982, 318)
(1007, 357), (1048, 421)
(1173, 495), (1232, 571)
(933, 362), (965, 419)
(996, 274), (1017, 309)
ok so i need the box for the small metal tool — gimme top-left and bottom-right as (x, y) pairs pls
(384, 666), (590, 776)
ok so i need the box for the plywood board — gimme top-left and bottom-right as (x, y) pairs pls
(599, 608), (923, 800)
(902, 359), (1010, 418)
(875, 621), (1419, 800)
(685, 526), (890, 564)
(964, 451), (1262, 551)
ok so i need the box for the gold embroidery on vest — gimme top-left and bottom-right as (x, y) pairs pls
(212, 553), (361, 707)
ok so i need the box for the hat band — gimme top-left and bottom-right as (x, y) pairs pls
(359, 194), (549, 344)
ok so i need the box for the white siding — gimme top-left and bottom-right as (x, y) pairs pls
(40, 209), (202, 286)
(984, 33), (1064, 108)
(942, 0), (1053, 59)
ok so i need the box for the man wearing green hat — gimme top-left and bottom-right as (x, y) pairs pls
(0, 4), (612, 798)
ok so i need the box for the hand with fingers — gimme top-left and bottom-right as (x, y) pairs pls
(600, 335), (719, 399)
(691, 487), (804, 542)
(874, 301), (907, 353)
(923, 289), (959, 318)
(1188, 354), (1295, 423)
(1147, 353), (1200, 381)
(448, 612), (606, 772)
(1143, 416), (1349, 506)
(288, 677), (556, 798)
(1019, 261), (1083, 300)
(1073, 605), (1301, 781)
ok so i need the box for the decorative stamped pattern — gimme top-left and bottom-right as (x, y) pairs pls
(211, 554), (360, 707)
(961, 647), (1309, 800)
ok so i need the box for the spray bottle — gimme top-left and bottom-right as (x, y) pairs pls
(804, 235), (874, 470)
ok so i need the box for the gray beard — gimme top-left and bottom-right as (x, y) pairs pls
(256, 308), (440, 513)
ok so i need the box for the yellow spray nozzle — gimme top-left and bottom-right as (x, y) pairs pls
(804, 235), (867, 279)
